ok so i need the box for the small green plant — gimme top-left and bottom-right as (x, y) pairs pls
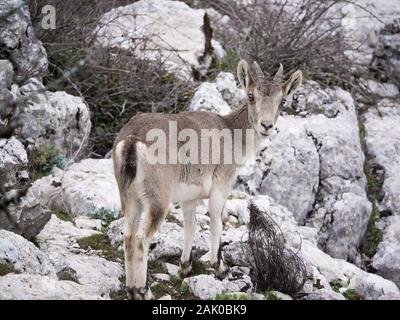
(148, 260), (167, 274)
(110, 289), (127, 300)
(179, 282), (193, 300)
(165, 214), (181, 225)
(54, 210), (73, 222)
(0, 263), (19, 276)
(214, 293), (253, 300)
(265, 291), (282, 300)
(170, 276), (183, 287)
(358, 122), (366, 141)
(77, 233), (123, 262)
(148, 276), (194, 300)
(149, 277), (193, 300)
(89, 207), (120, 231)
(343, 289), (363, 300)
(330, 281), (343, 293)
(151, 283), (171, 299)
(28, 145), (67, 181)
(191, 261), (210, 276)
(361, 207), (384, 258)
(173, 203), (181, 209)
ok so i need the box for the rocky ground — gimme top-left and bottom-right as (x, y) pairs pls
(1, 0), (400, 300)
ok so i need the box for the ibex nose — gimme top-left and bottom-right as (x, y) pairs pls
(260, 122), (273, 131)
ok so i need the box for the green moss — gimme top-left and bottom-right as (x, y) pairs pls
(110, 290), (127, 300)
(170, 275), (183, 288)
(77, 233), (123, 263)
(0, 263), (19, 276)
(191, 261), (210, 276)
(149, 277), (193, 300)
(330, 281), (344, 293)
(214, 293), (253, 300)
(343, 289), (363, 300)
(28, 145), (67, 181)
(265, 291), (282, 300)
(151, 283), (171, 299)
(179, 282), (193, 300)
(54, 210), (73, 222)
(149, 276), (194, 300)
(148, 260), (167, 274)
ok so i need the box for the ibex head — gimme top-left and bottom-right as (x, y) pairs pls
(237, 60), (302, 137)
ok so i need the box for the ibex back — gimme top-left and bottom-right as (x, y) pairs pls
(112, 60), (302, 299)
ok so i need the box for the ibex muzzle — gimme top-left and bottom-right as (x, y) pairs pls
(112, 60), (302, 300)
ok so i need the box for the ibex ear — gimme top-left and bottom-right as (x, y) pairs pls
(237, 60), (254, 92)
(283, 70), (303, 97)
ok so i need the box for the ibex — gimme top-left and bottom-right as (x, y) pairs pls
(113, 60), (302, 299)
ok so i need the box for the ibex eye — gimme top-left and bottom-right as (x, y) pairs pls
(280, 98), (287, 106)
(248, 93), (254, 102)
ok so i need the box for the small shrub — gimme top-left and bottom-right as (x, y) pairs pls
(28, 145), (67, 181)
(201, 0), (375, 101)
(31, 0), (195, 157)
(244, 202), (307, 295)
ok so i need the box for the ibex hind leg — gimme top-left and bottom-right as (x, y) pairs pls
(130, 194), (171, 300)
(121, 190), (143, 300)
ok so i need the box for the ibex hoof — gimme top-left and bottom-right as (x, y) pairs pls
(212, 262), (229, 280)
(126, 286), (154, 300)
(179, 260), (192, 278)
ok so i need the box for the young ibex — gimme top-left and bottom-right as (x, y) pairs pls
(113, 60), (302, 299)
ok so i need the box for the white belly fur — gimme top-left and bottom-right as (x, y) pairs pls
(172, 175), (213, 202)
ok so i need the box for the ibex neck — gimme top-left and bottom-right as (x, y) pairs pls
(223, 103), (263, 163)
(223, 103), (252, 131)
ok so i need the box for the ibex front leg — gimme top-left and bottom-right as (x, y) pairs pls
(179, 200), (196, 277)
(208, 186), (229, 279)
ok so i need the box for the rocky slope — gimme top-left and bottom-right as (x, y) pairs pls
(1, 0), (400, 300)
